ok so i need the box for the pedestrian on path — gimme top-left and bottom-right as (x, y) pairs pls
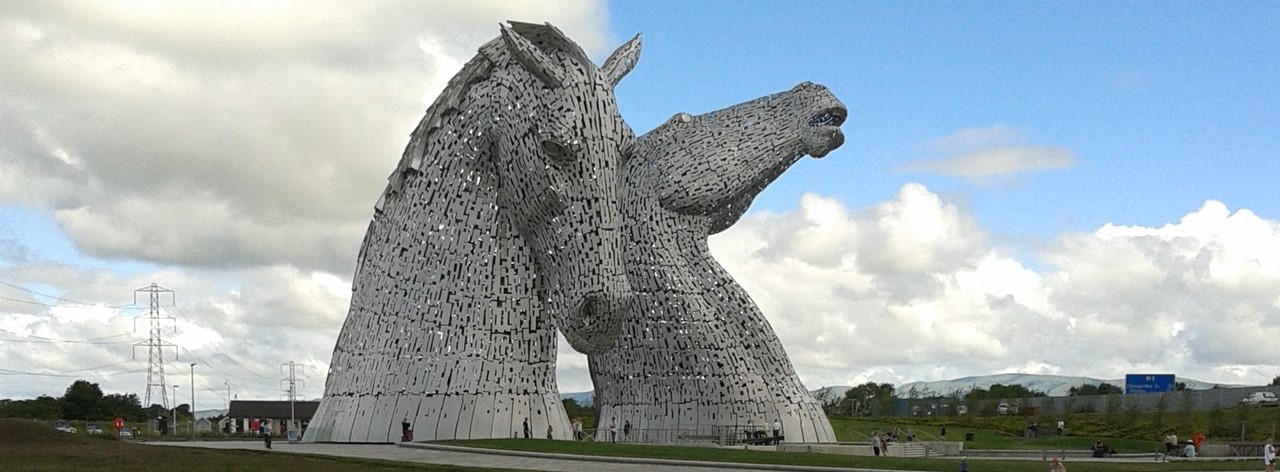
(1265, 435), (1276, 472)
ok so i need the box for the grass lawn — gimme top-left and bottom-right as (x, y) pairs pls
(828, 417), (1165, 453)
(0, 418), (513, 472)
(441, 438), (1256, 472)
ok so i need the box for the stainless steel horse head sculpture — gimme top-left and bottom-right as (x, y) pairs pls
(589, 82), (847, 443)
(306, 22), (640, 443)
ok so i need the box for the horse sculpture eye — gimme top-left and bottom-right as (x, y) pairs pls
(540, 139), (576, 164)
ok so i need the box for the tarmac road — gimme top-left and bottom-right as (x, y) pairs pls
(152, 441), (1264, 472)
(149, 440), (900, 472)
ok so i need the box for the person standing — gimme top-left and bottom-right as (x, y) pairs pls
(772, 419), (781, 440)
(623, 419), (632, 442)
(1056, 419), (1064, 436)
(609, 417), (617, 443)
(401, 417), (412, 442)
(546, 423), (553, 440)
(522, 418), (530, 439)
(572, 418), (582, 440)
(871, 431), (882, 456)
(1265, 435), (1276, 472)
(261, 421), (272, 449)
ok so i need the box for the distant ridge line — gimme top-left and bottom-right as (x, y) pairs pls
(560, 373), (1246, 403)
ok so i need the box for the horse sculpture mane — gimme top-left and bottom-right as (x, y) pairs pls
(307, 22), (640, 443)
(380, 22), (602, 203)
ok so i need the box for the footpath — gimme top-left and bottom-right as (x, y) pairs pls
(151, 441), (900, 472)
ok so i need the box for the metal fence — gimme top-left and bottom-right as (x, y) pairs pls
(893, 385), (1280, 417)
(577, 424), (771, 444)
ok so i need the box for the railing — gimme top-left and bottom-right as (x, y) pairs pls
(576, 426), (743, 444)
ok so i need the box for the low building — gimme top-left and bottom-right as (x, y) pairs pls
(194, 418), (214, 433)
(221, 400), (319, 436)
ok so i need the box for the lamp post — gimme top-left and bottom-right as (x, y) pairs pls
(190, 363), (197, 440)
(171, 385), (178, 436)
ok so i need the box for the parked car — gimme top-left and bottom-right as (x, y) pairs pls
(1239, 391), (1279, 407)
(53, 420), (77, 433)
(997, 402), (1018, 415)
(119, 429), (133, 438)
(86, 422), (103, 434)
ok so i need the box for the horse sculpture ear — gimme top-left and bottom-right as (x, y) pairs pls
(600, 33), (642, 87)
(501, 23), (567, 89)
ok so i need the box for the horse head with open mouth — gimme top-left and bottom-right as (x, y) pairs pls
(590, 82), (846, 443)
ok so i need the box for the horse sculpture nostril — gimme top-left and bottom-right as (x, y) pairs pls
(564, 292), (629, 355)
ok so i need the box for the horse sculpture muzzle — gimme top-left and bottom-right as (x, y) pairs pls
(794, 82), (847, 158)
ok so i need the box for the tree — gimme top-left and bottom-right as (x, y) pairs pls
(1153, 394), (1168, 427)
(842, 382), (895, 416)
(60, 380), (106, 420)
(561, 398), (593, 427)
(1067, 382), (1122, 396)
(145, 403), (169, 422)
(0, 396), (61, 420)
(966, 383), (1046, 400)
(101, 393), (144, 422)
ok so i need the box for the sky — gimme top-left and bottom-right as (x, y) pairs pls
(1, 1), (1277, 410)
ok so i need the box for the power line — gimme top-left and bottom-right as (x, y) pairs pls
(0, 280), (137, 308)
(179, 348), (250, 387)
(0, 360), (140, 377)
(0, 328), (136, 344)
(170, 305), (273, 380)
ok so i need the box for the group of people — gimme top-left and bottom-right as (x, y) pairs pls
(519, 417), (555, 439)
(605, 417), (633, 442)
(568, 416), (631, 442)
(1162, 430), (1206, 458)
(869, 428), (911, 456)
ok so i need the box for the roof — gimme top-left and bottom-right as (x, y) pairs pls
(226, 400), (320, 420)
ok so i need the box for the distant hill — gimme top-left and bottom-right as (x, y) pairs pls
(562, 373), (1243, 404)
(808, 373), (1239, 400)
(561, 391), (594, 406)
(194, 408), (228, 419)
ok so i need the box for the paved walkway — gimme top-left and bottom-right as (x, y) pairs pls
(149, 441), (898, 472)
(152, 441), (1262, 472)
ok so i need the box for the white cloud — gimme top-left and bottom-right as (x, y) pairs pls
(910, 146), (1076, 177)
(926, 125), (1022, 153)
(0, 0), (626, 405)
(902, 125), (1077, 179)
(707, 185), (1280, 390)
(2, 2), (1276, 410)
(5, 187), (1277, 402)
(0, 1), (612, 273)
(0, 261), (352, 403)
